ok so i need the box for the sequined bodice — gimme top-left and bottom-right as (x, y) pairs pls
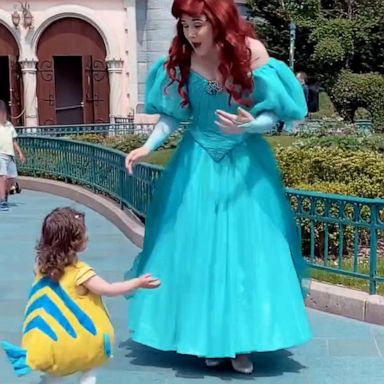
(145, 56), (307, 162)
(187, 71), (246, 162)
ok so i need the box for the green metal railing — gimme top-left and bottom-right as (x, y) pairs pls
(16, 123), (153, 137)
(18, 136), (159, 215)
(15, 122), (190, 137)
(15, 119), (373, 137)
(297, 119), (374, 134)
(18, 136), (384, 293)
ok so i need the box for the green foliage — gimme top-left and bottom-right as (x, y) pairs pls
(275, 146), (384, 198)
(70, 133), (384, 198)
(246, 0), (315, 71)
(309, 17), (356, 68)
(312, 37), (345, 65)
(309, 18), (355, 70)
(309, 92), (339, 119)
(276, 143), (384, 262)
(286, 0), (321, 24)
(21, 133), (384, 278)
(329, 70), (384, 129)
(293, 135), (384, 153)
(247, 0), (384, 124)
(70, 132), (182, 153)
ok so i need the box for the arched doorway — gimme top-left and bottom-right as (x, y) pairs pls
(0, 24), (23, 126)
(37, 18), (110, 125)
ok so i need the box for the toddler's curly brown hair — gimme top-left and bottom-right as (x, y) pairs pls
(36, 207), (87, 282)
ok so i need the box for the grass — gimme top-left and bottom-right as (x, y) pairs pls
(146, 149), (175, 165)
(311, 257), (384, 294)
(311, 92), (338, 119)
(267, 135), (298, 147)
(310, 91), (371, 120)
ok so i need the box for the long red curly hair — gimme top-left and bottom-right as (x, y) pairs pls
(166, 0), (257, 107)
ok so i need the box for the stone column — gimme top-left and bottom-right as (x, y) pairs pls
(20, 59), (38, 127)
(124, 0), (139, 111)
(106, 59), (124, 121)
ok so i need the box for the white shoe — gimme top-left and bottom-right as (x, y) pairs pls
(231, 355), (253, 374)
(205, 358), (224, 367)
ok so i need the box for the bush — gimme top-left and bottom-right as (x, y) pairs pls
(71, 133), (384, 199)
(22, 134), (384, 263)
(276, 146), (384, 198)
(311, 19), (355, 65)
(296, 120), (370, 138)
(70, 131), (182, 153)
(313, 37), (346, 65)
(292, 135), (384, 153)
(329, 70), (384, 130)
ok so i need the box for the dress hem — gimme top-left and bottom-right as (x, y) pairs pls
(129, 331), (312, 358)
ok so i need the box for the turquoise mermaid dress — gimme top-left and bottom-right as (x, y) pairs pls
(127, 56), (312, 358)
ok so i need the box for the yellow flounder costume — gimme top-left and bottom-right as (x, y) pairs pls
(2, 261), (114, 377)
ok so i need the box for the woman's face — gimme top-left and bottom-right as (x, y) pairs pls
(181, 14), (215, 57)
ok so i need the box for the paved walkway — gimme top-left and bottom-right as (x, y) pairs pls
(1, 190), (383, 384)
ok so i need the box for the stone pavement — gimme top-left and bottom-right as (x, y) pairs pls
(0, 190), (383, 384)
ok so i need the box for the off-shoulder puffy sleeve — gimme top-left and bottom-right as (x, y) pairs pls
(249, 58), (307, 130)
(144, 56), (192, 122)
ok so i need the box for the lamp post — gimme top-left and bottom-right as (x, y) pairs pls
(11, 2), (33, 29)
(289, 22), (296, 71)
(11, 8), (20, 28)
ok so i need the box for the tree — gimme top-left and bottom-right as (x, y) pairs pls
(247, 0), (384, 78)
(246, 0), (384, 128)
(246, 0), (315, 74)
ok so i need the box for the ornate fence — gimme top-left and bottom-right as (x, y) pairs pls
(18, 135), (384, 294)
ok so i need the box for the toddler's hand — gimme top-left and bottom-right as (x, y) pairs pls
(138, 273), (161, 289)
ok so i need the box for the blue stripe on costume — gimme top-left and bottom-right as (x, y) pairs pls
(24, 315), (58, 341)
(24, 294), (77, 338)
(103, 333), (113, 357)
(29, 277), (97, 335)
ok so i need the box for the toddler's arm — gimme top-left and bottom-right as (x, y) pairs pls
(83, 273), (160, 297)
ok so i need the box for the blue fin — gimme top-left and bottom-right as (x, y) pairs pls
(1, 341), (32, 377)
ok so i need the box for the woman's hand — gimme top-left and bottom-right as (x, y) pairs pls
(125, 146), (151, 174)
(215, 107), (254, 134)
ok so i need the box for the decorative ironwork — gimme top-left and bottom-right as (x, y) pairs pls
(38, 60), (54, 82)
(16, 134), (384, 294)
(42, 118), (55, 125)
(9, 59), (22, 108)
(86, 93), (104, 106)
(85, 59), (107, 82)
(83, 56), (108, 123)
(43, 94), (55, 107)
(15, 122), (189, 136)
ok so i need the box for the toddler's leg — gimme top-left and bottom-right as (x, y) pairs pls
(79, 369), (97, 384)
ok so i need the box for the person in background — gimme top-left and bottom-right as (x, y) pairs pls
(0, 99), (25, 211)
(296, 71), (309, 106)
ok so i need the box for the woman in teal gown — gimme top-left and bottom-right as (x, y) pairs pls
(125, 0), (312, 374)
